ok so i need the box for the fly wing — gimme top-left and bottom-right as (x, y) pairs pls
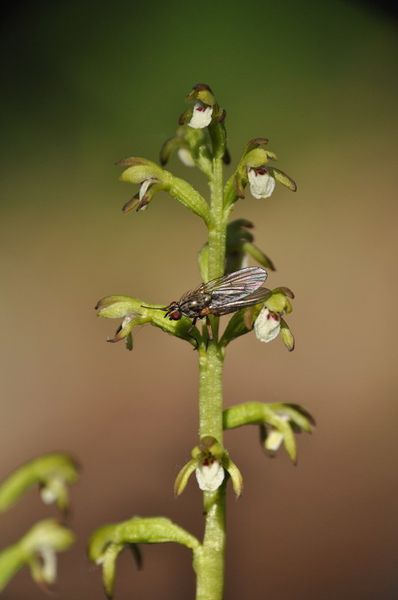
(211, 286), (271, 316)
(178, 266), (267, 305)
(204, 266), (267, 300)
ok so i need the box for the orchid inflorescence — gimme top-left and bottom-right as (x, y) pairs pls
(0, 84), (314, 600)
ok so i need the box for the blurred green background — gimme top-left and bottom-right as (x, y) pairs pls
(1, 0), (398, 598)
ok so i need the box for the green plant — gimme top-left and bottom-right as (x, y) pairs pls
(0, 84), (314, 598)
(0, 453), (78, 591)
(90, 84), (315, 600)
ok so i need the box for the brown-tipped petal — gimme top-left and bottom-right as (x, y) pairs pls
(273, 286), (295, 299)
(217, 108), (227, 123)
(223, 147), (231, 165)
(246, 137), (269, 152)
(187, 83), (215, 106)
(115, 157), (148, 167)
(122, 194), (140, 214)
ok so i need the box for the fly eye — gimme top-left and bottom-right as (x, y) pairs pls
(169, 310), (182, 321)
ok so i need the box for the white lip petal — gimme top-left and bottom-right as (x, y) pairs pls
(248, 168), (276, 199)
(38, 546), (57, 584)
(177, 147), (195, 167)
(189, 103), (213, 129)
(265, 429), (285, 452)
(139, 178), (155, 200)
(40, 487), (57, 505)
(195, 460), (225, 492)
(254, 307), (281, 343)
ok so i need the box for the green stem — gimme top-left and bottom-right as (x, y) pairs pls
(195, 156), (227, 600)
(0, 544), (23, 592)
(208, 159), (226, 281)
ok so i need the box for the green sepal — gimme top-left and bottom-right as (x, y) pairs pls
(225, 219), (253, 273)
(0, 453), (79, 514)
(244, 147), (271, 168)
(243, 242), (276, 271)
(159, 136), (180, 166)
(280, 318), (295, 351)
(222, 455), (243, 497)
(270, 403), (316, 433)
(174, 458), (198, 496)
(267, 167), (297, 191)
(95, 296), (139, 319)
(187, 83), (216, 107)
(264, 289), (294, 314)
(0, 519), (75, 592)
(209, 119), (227, 161)
(100, 543), (124, 600)
(226, 219), (275, 273)
(118, 158), (167, 185)
(125, 332), (133, 351)
(199, 436), (224, 460)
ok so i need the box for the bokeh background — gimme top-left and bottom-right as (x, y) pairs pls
(1, 1), (398, 598)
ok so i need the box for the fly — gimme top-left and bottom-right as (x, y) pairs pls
(158, 266), (269, 328)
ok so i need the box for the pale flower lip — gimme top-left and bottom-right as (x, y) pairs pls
(139, 177), (155, 200)
(38, 546), (58, 584)
(195, 459), (225, 492)
(189, 102), (213, 129)
(254, 307), (281, 343)
(248, 167), (276, 199)
(177, 147), (195, 167)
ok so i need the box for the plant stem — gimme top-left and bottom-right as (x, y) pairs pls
(208, 158), (226, 281)
(195, 157), (227, 600)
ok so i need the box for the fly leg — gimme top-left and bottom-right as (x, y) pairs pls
(187, 317), (200, 350)
(200, 317), (213, 348)
(187, 317), (198, 335)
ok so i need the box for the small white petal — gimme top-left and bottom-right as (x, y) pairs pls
(177, 147), (195, 167)
(248, 168), (276, 199)
(189, 103), (213, 129)
(40, 487), (57, 505)
(195, 460), (225, 492)
(254, 307), (281, 343)
(38, 546), (57, 584)
(39, 478), (65, 505)
(265, 429), (285, 452)
(139, 178), (155, 201)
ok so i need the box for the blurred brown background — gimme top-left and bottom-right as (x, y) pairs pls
(1, 0), (398, 598)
